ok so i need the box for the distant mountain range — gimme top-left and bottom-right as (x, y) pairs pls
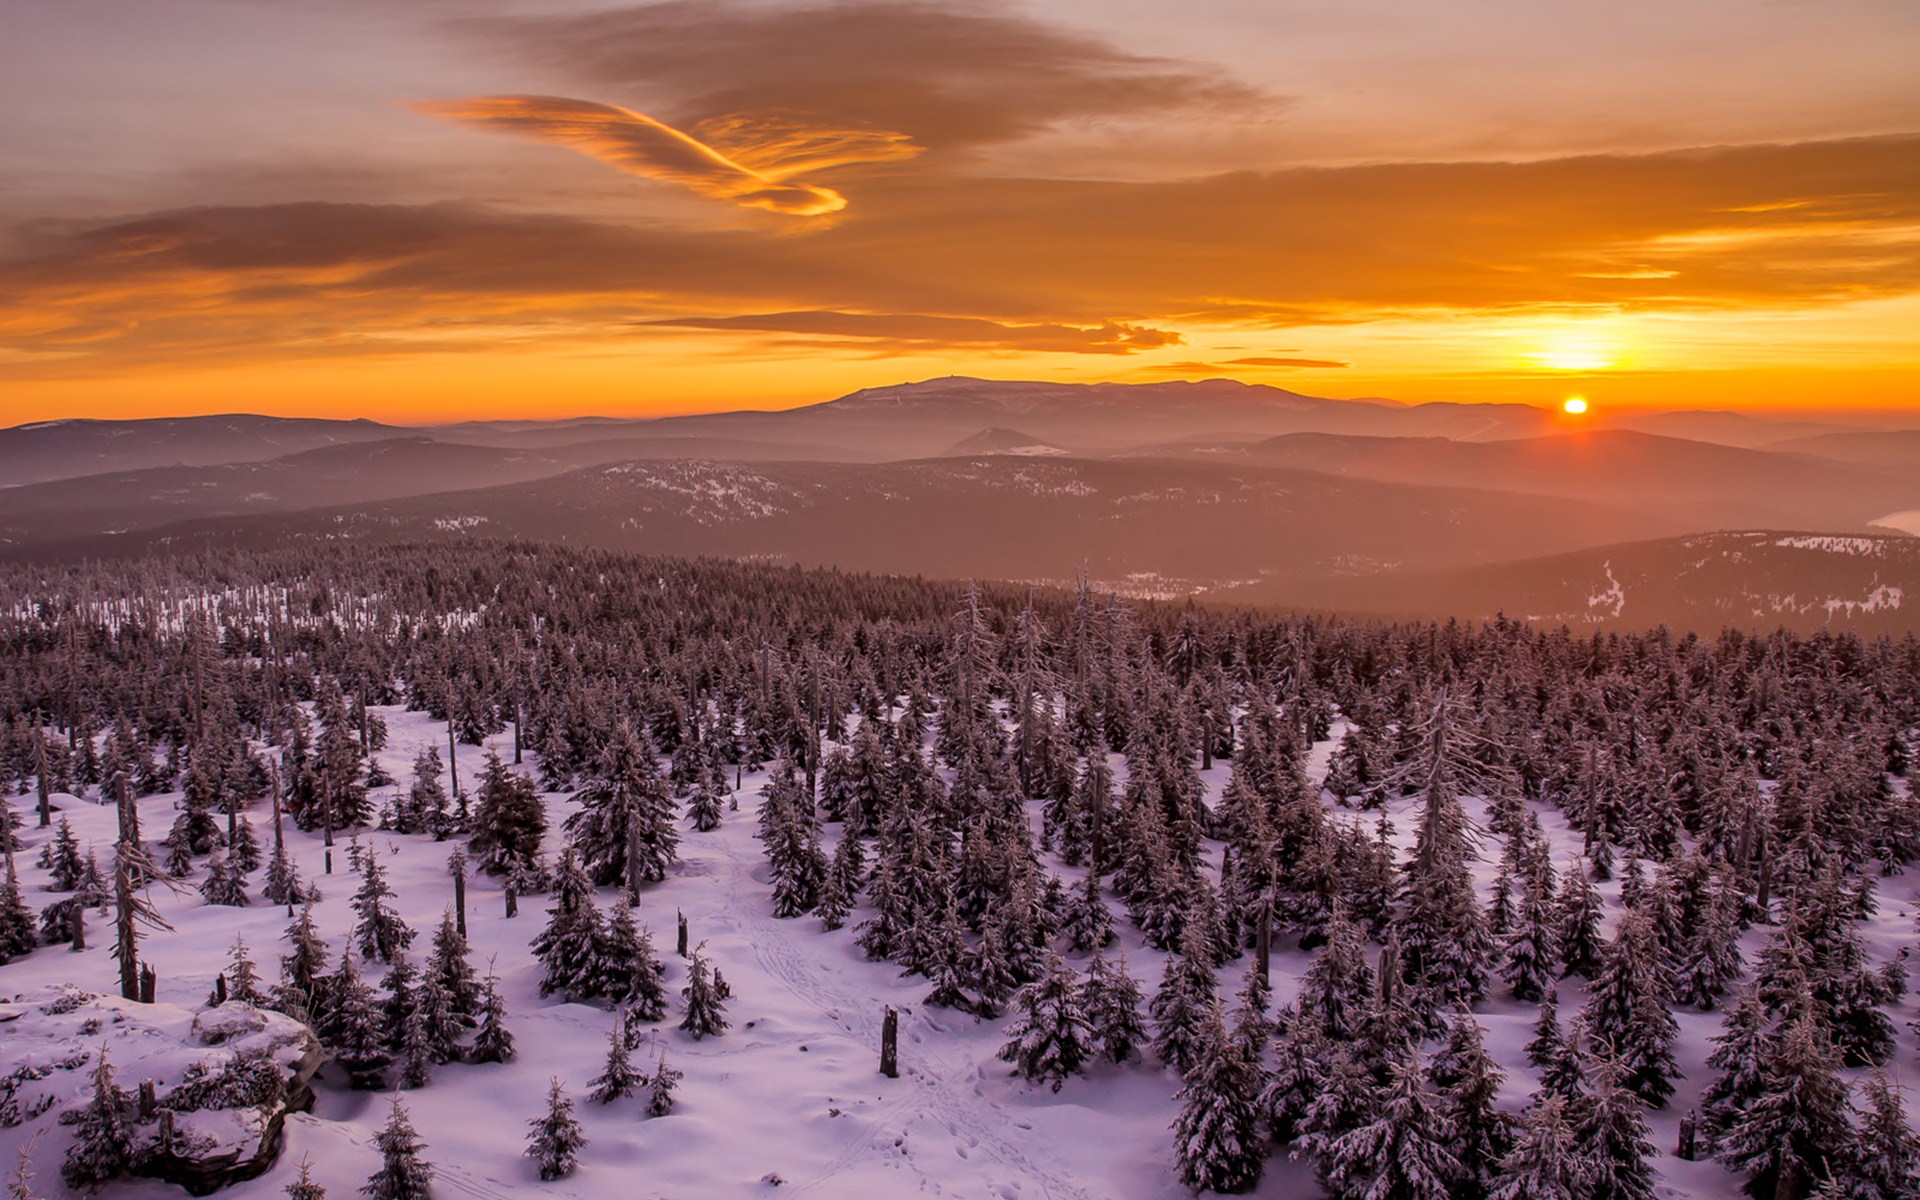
(5, 377), (1917, 632)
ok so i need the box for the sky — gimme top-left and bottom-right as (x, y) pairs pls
(3, 0), (1917, 424)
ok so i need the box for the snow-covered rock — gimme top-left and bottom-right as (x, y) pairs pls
(0, 987), (321, 1195)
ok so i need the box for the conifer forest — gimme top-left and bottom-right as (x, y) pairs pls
(2, 540), (1918, 1200)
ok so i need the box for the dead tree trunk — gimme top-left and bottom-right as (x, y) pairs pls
(451, 850), (468, 938)
(880, 1007), (899, 1079)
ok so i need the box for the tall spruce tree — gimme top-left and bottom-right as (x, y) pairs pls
(468, 751), (545, 877)
(1171, 1003), (1266, 1195)
(1718, 1012), (1853, 1200)
(1488, 1094), (1583, 1200)
(1849, 1071), (1920, 1200)
(1322, 1052), (1460, 1200)
(998, 950), (1092, 1092)
(565, 720), (677, 894)
(1574, 1049), (1657, 1200)
(350, 852), (413, 963)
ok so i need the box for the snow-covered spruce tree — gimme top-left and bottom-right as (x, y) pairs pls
(1699, 986), (1770, 1148)
(399, 746), (447, 837)
(200, 851), (249, 907)
(1524, 999), (1563, 1069)
(598, 901), (667, 1018)
(44, 819), (84, 890)
(418, 965), (463, 1064)
(1171, 1002), (1266, 1195)
(467, 751), (545, 877)
(363, 1097), (432, 1200)
(324, 953), (390, 1089)
(350, 851), (413, 963)
(1258, 1008), (1320, 1149)
(998, 950), (1092, 1092)
(686, 765), (726, 834)
(262, 837), (303, 908)
(814, 842), (854, 931)
(1718, 1011), (1852, 1200)
(399, 1004), (435, 1089)
(1297, 907), (1374, 1042)
(1488, 1094), (1584, 1200)
(227, 932), (267, 1005)
(1554, 861), (1605, 980)
(0, 872), (34, 964)
(1389, 691), (1497, 1016)
(679, 947), (729, 1039)
(1539, 1015), (1590, 1105)
(1849, 1071), (1920, 1200)
(589, 1011), (642, 1103)
(277, 900), (332, 1019)
(1674, 874), (1745, 1010)
(163, 819), (197, 878)
(1151, 923), (1218, 1076)
(229, 816), (262, 874)
(1060, 869), (1114, 953)
(381, 953), (419, 1056)
(62, 1050), (133, 1191)
(968, 915), (1022, 1019)
(1296, 1039), (1376, 1188)
(1579, 908), (1678, 1108)
(1322, 1051), (1460, 1200)
(1082, 949), (1147, 1065)
(565, 720), (677, 894)
(470, 960), (517, 1064)
(1501, 863), (1560, 1003)
(427, 909), (480, 1026)
(1573, 1048), (1657, 1200)
(525, 1078), (587, 1181)
(312, 681), (372, 830)
(533, 849), (606, 1000)
(1431, 1011), (1515, 1200)
(1229, 961), (1271, 1058)
(285, 1155), (326, 1200)
(647, 1050), (681, 1117)
(920, 896), (972, 1011)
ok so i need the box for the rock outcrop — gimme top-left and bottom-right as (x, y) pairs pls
(0, 986), (322, 1195)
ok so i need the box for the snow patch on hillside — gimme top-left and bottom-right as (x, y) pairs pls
(1587, 559), (1626, 617)
(1771, 535), (1891, 556)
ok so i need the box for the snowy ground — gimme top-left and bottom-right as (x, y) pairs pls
(3, 705), (1917, 1199)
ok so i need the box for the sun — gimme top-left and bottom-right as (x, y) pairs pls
(1563, 396), (1589, 415)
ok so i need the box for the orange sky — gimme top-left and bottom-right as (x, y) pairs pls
(3, 0), (1917, 425)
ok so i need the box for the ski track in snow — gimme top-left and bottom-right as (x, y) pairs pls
(710, 817), (1096, 1200)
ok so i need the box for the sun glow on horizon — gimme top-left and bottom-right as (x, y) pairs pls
(1528, 336), (1620, 372)
(1563, 395), (1589, 414)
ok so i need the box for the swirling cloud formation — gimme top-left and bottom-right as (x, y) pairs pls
(414, 94), (919, 215)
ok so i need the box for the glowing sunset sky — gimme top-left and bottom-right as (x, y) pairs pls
(4, 0), (1917, 423)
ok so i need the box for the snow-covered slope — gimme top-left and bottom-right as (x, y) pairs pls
(4, 704), (1916, 1199)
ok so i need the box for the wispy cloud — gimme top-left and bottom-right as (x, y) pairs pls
(645, 310), (1182, 354)
(412, 94), (918, 215)
(460, 1), (1274, 154)
(1149, 358), (1347, 373)
(1230, 357), (1348, 369)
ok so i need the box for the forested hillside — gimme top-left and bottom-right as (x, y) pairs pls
(1, 541), (1916, 1199)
